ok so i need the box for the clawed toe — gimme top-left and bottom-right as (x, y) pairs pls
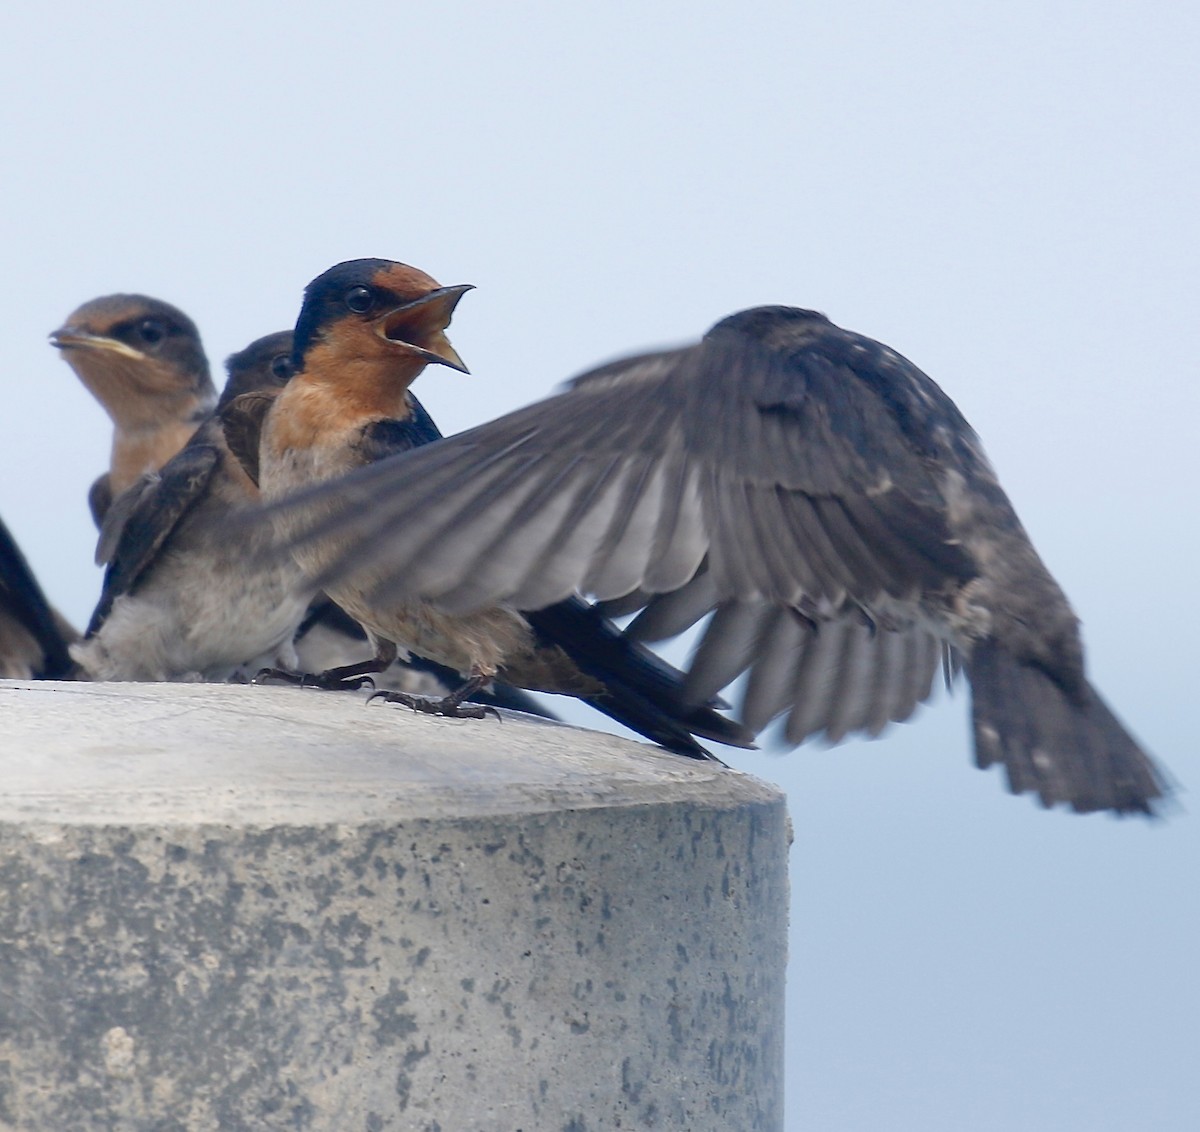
(309, 673), (375, 691)
(254, 667), (376, 692)
(368, 689), (500, 721)
(253, 667), (301, 686)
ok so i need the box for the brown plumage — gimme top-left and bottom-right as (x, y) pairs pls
(50, 294), (216, 524)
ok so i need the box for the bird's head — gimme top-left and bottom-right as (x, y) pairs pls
(49, 294), (215, 427)
(292, 259), (472, 386)
(219, 330), (296, 411)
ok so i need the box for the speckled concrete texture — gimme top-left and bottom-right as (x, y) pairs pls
(0, 681), (789, 1131)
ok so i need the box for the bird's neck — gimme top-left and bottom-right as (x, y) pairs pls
(265, 365), (422, 457)
(292, 341), (427, 423)
(109, 418), (203, 496)
(71, 355), (213, 431)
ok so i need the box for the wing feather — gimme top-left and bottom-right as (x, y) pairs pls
(784, 619), (850, 745)
(686, 601), (773, 704)
(625, 567), (720, 642)
(822, 619), (873, 742)
(87, 444), (221, 635)
(740, 609), (810, 732)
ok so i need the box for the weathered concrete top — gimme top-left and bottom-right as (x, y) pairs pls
(0, 680), (783, 826)
(0, 679), (789, 1131)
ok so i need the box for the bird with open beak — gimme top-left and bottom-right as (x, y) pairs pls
(236, 258), (752, 756)
(50, 294), (216, 525)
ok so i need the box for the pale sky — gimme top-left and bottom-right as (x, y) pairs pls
(2, 3), (1197, 1128)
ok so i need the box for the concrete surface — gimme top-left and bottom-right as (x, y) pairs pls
(0, 680), (789, 1131)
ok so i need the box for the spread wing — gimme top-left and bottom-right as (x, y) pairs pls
(87, 444), (221, 635)
(272, 307), (982, 744)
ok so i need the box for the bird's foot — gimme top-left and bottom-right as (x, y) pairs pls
(368, 689), (500, 721)
(254, 666), (376, 692)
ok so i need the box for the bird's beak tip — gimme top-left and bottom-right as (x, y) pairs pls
(437, 343), (470, 374)
(376, 285), (474, 373)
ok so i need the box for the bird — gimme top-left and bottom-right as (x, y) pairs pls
(50, 294), (217, 525)
(261, 301), (1170, 815)
(235, 258), (752, 756)
(71, 331), (314, 681)
(0, 515), (77, 679)
(216, 332), (557, 719)
(60, 315), (553, 720)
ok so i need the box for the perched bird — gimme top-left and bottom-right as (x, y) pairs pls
(51, 294), (216, 525)
(265, 303), (1170, 815)
(72, 332), (313, 681)
(0, 516), (77, 679)
(237, 258), (751, 756)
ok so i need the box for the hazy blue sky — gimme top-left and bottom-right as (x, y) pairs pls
(2, 3), (1197, 1128)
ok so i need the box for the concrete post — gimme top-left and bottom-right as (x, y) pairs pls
(0, 681), (788, 1131)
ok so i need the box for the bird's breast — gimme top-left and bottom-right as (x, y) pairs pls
(110, 420), (203, 497)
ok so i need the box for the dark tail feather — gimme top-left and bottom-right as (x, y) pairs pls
(580, 678), (723, 761)
(525, 597), (756, 759)
(968, 639), (1171, 816)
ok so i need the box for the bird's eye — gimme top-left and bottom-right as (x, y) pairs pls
(269, 354), (294, 382)
(137, 319), (166, 346)
(345, 287), (374, 313)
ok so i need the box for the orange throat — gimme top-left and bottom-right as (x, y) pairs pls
(267, 363), (419, 452)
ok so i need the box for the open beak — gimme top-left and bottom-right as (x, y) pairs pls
(48, 327), (145, 361)
(374, 284), (473, 373)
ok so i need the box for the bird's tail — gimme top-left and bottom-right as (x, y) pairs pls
(967, 639), (1170, 816)
(525, 598), (756, 760)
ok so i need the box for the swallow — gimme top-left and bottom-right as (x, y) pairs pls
(265, 303), (1171, 815)
(0, 515), (77, 679)
(71, 331), (314, 681)
(180, 330), (556, 718)
(235, 259), (752, 756)
(51, 294), (217, 525)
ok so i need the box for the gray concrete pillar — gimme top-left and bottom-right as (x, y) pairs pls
(0, 681), (788, 1131)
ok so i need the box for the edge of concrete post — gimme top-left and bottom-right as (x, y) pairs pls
(0, 680), (790, 1131)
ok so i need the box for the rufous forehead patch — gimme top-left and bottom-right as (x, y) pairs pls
(370, 262), (444, 300)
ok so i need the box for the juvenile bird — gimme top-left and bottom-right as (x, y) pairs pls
(72, 332), (313, 681)
(51, 294), (216, 525)
(267, 303), (1170, 815)
(240, 259), (751, 756)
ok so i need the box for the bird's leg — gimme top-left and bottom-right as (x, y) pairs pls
(256, 640), (398, 692)
(369, 669), (501, 721)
